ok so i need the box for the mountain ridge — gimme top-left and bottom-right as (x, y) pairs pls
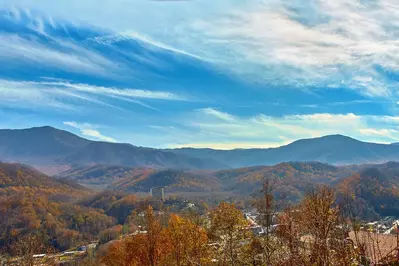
(0, 126), (227, 174)
(2, 126), (399, 173)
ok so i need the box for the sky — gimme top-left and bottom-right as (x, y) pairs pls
(2, 0), (399, 149)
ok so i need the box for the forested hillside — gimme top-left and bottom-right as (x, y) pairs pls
(109, 169), (221, 193)
(0, 163), (151, 255)
(336, 162), (399, 219)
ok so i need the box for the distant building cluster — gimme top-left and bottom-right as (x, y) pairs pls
(150, 187), (165, 201)
(363, 216), (399, 234)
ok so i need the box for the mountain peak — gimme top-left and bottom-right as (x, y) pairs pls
(287, 134), (359, 147)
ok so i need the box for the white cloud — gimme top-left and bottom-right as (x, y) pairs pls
(3, 1), (399, 98)
(358, 128), (399, 139)
(188, 0), (399, 97)
(63, 121), (116, 142)
(200, 108), (236, 122)
(160, 109), (399, 149)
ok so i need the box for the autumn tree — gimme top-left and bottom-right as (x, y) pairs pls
(166, 214), (209, 265)
(10, 232), (55, 266)
(101, 205), (170, 266)
(301, 186), (340, 265)
(277, 186), (355, 266)
(99, 225), (123, 244)
(239, 236), (264, 266)
(210, 202), (248, 266)
(276, 207), (304, 266)
(100, 240), (128, 266)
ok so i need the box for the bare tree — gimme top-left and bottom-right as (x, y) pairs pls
(254, 179), (284, 265)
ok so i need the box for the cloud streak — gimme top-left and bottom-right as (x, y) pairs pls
(0, 34), (121, 77)
(0, 79), (184, 112)
(63, 121), (117, 142)
(51, 81), (184, 101)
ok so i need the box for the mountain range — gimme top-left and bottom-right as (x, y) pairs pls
(171, 135), (399, 168)
(2, 126), (399, 174)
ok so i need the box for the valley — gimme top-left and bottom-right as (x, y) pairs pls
(1, 126), (399, 264)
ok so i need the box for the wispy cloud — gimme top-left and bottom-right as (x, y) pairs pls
(199, 108), (236, 122)
(0, 79), (184, 111)
(63, 121), (117, 142)
(0, 34), (121, 77)
(49, 81), (184, 101)
(4, 1), (399, 100)
(87, 32), (207, 61)
(0, 79), (74, 110)
(190, 0), (399, 98)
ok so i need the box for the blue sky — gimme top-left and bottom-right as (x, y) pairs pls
(1, 0), (399, 149)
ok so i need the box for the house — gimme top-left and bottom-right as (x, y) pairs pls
(32, 254), (46, 258)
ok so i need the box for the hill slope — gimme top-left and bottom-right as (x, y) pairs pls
(336, 162), (399, 219)
(104, 168), (220, 193)
(0, 162), (118, 253)
(101, 162), (356, 198)
(0, 162), (89, 200)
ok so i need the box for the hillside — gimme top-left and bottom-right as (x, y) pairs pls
(0, 162), (89, 199)
(57, 165), (144, 189)
(214, 162), (357, 201)
(99, 162), (357, 200)
(109, 169), (221, 193)
(336, 162), (399, 219)
(0, 162), (119, 253)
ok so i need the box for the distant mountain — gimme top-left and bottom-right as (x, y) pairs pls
(3, 127), (399, 174)
(0, 126), (89, 163)
(0, 126), (226, 174)
(59, 141), (225, 170)
(171, 135), (399, 167)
